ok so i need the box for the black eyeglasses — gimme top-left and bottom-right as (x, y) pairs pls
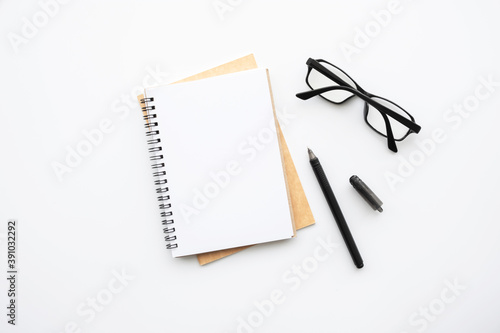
(296, 58), (421, 152)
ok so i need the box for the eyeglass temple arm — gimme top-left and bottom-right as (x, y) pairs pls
(296, 86), (421, 134)
(380, 112), (398, 152)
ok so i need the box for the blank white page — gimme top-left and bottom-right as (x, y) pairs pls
(145, 69), (294, 257)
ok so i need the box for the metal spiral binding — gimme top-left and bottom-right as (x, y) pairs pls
(141, 96), (178, 249)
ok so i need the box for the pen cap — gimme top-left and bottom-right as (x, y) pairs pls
(349, 175), (383, 212)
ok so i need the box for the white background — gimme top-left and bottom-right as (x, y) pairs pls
(1, 0), (499, 332)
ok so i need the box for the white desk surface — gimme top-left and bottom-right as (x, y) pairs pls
(1, 1), (499, 332)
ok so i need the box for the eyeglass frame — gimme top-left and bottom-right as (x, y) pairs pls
(296, 58), (421, 152)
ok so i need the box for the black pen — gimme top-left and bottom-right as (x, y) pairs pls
(308, 148), (364, 269)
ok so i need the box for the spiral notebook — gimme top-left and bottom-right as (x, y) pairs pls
(139, 54), (315, 265)
(141, 68), (296, 257)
